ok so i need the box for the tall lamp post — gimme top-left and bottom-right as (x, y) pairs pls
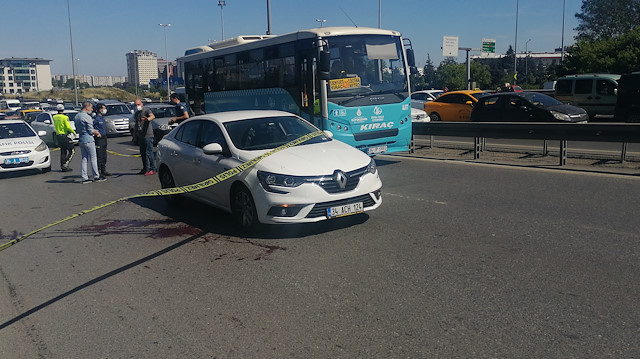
(66, 0), (79, 106)
(218, 1), (226, 40)
(525, 39), (531, 77)
(158, 23), (171, 100)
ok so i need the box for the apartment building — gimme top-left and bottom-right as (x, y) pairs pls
(0, 57), (53, 94)
(126, 50), (159, 87)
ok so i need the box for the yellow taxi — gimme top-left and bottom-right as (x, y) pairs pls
(18, 109), (42, 120)
(424, 90), (488, 122)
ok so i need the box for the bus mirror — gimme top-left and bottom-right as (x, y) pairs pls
(406, 49), (416, 67)
(319, 51), (331, 80)
(410, 66), (418, 75)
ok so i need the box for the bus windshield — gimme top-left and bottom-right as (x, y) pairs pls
(326, 35), (408, 106)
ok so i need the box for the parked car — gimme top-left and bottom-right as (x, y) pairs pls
(99, 100), (134, 136)
(555, 73), (620, 118)
(424, 90), (488, 122)
(411, 90), (444, 110)
(24, 111), (42, 124)
(30, 110), (80, 146)
(129, 103), (179, 145)
(0, 119), (51, 173)
(497, 84), (523, 92)
(614, 72), (640, 123)
(156, 110), (383, 229)
(410, 108), (430, 122)
(470, 92), (589, 123)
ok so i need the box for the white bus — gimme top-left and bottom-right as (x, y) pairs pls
(180, 27), (417, 155)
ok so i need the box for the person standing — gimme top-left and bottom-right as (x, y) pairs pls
(74, 101), (105, 184)
(93, 103), (111, 177)
(168, 93), (189, 125)
(133, 99), (156, 175)
(52, 104), (76, 172)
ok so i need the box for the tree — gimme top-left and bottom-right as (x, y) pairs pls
(422, 54), (438, 89)
(575, 0), (640, 41)
(563, 27), (640, 74)
(437, 62), (466, 90)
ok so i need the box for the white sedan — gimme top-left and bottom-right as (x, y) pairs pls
(0, 119), (51, 173)
(156, 110), (383, 229)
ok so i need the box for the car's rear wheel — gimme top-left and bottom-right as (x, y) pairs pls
(430, 112), (441, 121)
(231, 185), (259, 231)
(159, 167), (182, 205)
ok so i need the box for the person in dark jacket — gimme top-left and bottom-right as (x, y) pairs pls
(93, 103), (111, 176)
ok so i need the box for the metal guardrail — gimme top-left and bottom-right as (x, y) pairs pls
(412, 122), (640, 165)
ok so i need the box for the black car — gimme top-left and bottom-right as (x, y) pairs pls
(470, 92), (589, 123)
(614, 72), (640, 123)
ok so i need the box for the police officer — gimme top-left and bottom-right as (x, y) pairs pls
(168, 93), (189, 125)
(93, 103), (111, 176)
(52, 104), (76, 172)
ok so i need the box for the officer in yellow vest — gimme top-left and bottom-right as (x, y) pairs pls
(53, 104), (76, 172)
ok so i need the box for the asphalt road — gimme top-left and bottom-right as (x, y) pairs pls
(1, 138), (639, 358)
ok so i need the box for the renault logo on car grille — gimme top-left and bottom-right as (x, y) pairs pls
(333, 170), (347, 189)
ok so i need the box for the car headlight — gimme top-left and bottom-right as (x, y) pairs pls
(551, 110), (571, 122)
(35, 140), (48, 152)
(257, 170), (307, 193)
(366, 158), (377, 174)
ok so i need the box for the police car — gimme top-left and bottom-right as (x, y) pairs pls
(0, 119), (51, 174)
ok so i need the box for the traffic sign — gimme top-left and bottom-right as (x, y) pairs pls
(482, 38), (496, 54)
(442, 36), (459, 57)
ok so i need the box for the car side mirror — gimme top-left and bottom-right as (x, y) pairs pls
(38, 130), (47, 136)
(203, 143), (223, 155)
(323, 130), (334, 139)
(44, 119), (52, 124)
(466, 101), (473, 106)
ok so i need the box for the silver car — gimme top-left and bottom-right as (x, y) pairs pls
(30, 110), (79, 146)
(101, 101), (134, 136)
(129, 103), (178, 145)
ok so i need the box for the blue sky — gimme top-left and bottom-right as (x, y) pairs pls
(0, 0), (582, 77)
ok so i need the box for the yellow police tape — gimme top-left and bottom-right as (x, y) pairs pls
(50, 147), (140, 157)
(0, 131), (324, 252)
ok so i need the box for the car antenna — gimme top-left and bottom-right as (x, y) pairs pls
(339, 6), (358, 27)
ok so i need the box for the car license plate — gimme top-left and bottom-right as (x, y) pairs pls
(4, 157), (29, 165)
(327, 202), (364, 219)
(367, 145), (387, 155)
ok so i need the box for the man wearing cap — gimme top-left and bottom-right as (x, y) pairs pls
(53, 104), (76, 172)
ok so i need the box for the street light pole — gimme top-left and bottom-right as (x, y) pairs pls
(315, 19), (326, 27)
(514, 0), (519, 84)
(158, 23), (171, 100)
(218, 1), (226, 40)
(66, 0), (79, 106)
(525, 39), (531, 77)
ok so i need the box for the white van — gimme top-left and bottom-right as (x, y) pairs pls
(555, 74), (620, 118)
(0, 99), (21, 111)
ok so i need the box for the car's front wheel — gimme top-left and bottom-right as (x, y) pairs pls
(159, 167), (182, 205)
(430, 112), (441, 121)
(231, 185), (259, 231)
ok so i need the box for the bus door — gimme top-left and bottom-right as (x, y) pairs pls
(298, 43), (322, 128)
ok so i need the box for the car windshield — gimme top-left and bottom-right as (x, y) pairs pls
(224, 116), (330, 150)
(150, 107), (177, 118)
(105, 104), (131, 115)
(0, 122), (36, 139)
(520, 92), (562, 107)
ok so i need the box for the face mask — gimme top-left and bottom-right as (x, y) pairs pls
(101, 109), (107, 115)
(136, 105), (143, 111)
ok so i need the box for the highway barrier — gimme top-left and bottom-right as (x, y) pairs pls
(412, 122), (640, 165)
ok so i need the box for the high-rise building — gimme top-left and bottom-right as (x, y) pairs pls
(0, 57), (53, 94)
(126, 50), (158, 87)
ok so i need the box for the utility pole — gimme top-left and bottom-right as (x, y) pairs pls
(159, 24), (171, 100)
(218, 1), (226, 40)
